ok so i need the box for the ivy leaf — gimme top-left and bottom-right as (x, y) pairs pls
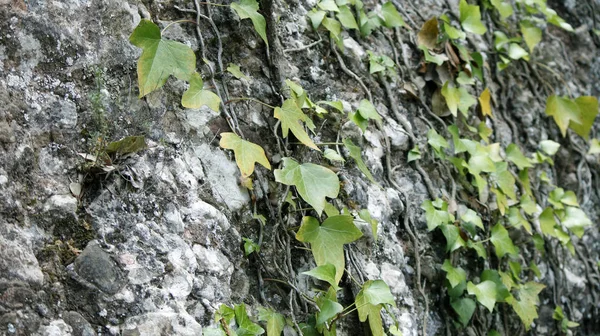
(506, 144), (533, 170)
(318, 0), (339, 12)
(508, 207), (532, 234)
(359, 209), (379, 243)
(243, 238), (260, 256)
(227, 63), (249, 80)
(479, 88), (493, 118)
(380, 2), (405, 28)
(491, 0), (513, 19)
(417, 17), (439, 49)
(355, 280), (395, 336)
(234, 304), (265, 336)
(441, 82), (460, 117)
(442, 259), (467, 288)
(490, 162), (516, 200)
(568, 96), (599, 140)
(220, 133), (271, 177)
(275, 158), (339, 215)
(421, 199), (455, 231)
(357, 99), (382, 123)
(450, 298), (476, 327)
(507, 43), (529, 61)
(322, 17), (342, 41)
(539, 207), (557, 236)
(216, 304), (235, 324)
(561, 206), (592, 238)
(510, 282), (545, 330)
(258, 308), (285, 336)
(589, 139), (600, 155)
(468, 240), (487, 259)
(467, 280), (497, 312)
(302, 264), (340, 291)
(448, 125), (467, 154)
(324, 148), (345, 162)
(274, 99), (319, 151)
(343, 138), (378, 185)
(129, 19), (196, 97)
(545, 95), (584, 137)
(316, 297), (343, 328)
(308, 9), (327, 30)
(444, 22), (466, 40)
(181, 72), (221, 111)
(407, 146), (422, 162)
(459, 0), (487, 35)
(460, 208), (484, 233)
(520, 195), (537, 215)
(296, 215), (362, 283)
(419, 46), (448, 65)
(520, 22), (542, 52)
(441, 224), (467, 252)
(539, 140), (560, 156)
(337, 5), (359, 29)
(458, 87), (477, 117)
(491, 222), (518, 258)
(231, 0), (269, 46)
(427, 128), (449, 153)
(481, 270), (511, 302)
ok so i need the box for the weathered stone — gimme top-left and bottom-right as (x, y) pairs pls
(62, 311), (96, 336)
(72, 241), (124, 295)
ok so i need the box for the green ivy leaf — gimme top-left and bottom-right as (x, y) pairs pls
(274, 99), (319, 151)
(520, 22), (542, 52)
(444, 22), (466, 40)
(440, 224), (467, 252)
(468, 240), (487, 259)
(450, 297), (476, 327)
(539, 140), (560, 156)
(216, 304), (235, 324)
(380, 2), (405, 28)
(506, 144), (533, 170)
(274, 158), (339, 215)
(539, 207), (556, 236)
(322, 17), (342, 41)
(296, 215), (362, 283)
(419, 46), (448, 65)
(181, 72), (221, 111)
(243, 238), (260, 256)
(442, 259), (467, 288)
(441, 82), (461, 117)
(302, 264), (340, 291)
(588, 139), (600, 155)
(343, 138), (378, 185)
(407, 146), (422, 162)
(234, 304), (265, 336)
(258, 308), (285, 336)
(318, 0), (339, 12)
(569, 96), (599, 140)
(467, 280), (497, 312)
(427, 128), (450, 153)
(421, 199), (455, 231)
(459, 0), (487, 35)
(220, 132), (271, 177)
(231, 0), (269, 46)
(324, 148), (345, 162)
(491, 164), (516, 200)
(355, 280), (395, 336)
(227, 63), (249, 80)
(357, 99), (382, 123)
(448, 125), (467, 154)
(316, 297), (343, 328)
(337, 5), (359, 29)
(508, 207), (532, 234)
(510, 282), (545, 330)
(491, 222), (518, 258)
(561, 206), (592, 238)
(359, 209), (379, 243)
(481, 270), (511, 302)
(459, 208), (484, 234)
(308, 9), (327, 30)
(129, 19), (196, 97)
(491, 0), (513, 19)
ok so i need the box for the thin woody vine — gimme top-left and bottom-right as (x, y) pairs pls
(121, 0), (599, 335)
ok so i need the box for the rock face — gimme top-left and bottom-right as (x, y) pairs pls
(0, 0), (599, 335)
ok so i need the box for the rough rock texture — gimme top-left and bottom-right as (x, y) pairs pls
(0, 0), (599, 335)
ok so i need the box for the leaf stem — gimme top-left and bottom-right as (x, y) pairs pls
(160, 19), (198, 35)
(226, 97), (277, 109)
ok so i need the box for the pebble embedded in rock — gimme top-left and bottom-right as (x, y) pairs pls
(73, 241), (124, 295)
